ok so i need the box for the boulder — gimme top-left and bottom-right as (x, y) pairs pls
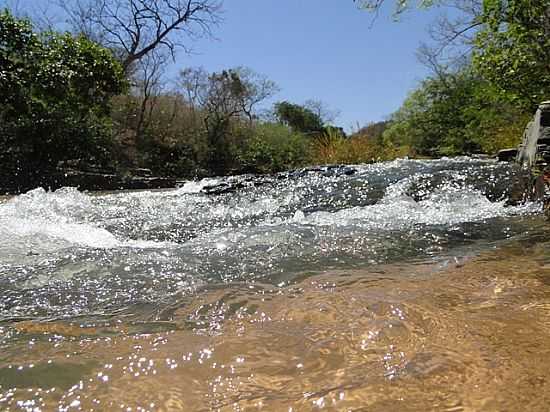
(497, 148), (518, 162)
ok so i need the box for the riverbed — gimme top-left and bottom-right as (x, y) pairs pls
(1, 157), (549, 411)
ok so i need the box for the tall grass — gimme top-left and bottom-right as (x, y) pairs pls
(312, 128), (410, 164)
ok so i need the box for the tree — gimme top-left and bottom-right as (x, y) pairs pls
(133, 50), (168, 143)
(304, 99), (341, 124)
(353, 120), (390, 145)
(61, 0), (222, 72)
(382, 67), (528, 156)
(273, 101), (325, 136)
(354, 0), (437, 15)
(416, 0), (483, 78)
(178, 66), (278, 173)
(355, 0), (549, 109)
(236, 123), (310, 174)
(473, 0), (550, 108)
(0, 10), (126, 192)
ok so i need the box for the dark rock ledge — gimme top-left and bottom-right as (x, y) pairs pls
(499, 101), (550, 213)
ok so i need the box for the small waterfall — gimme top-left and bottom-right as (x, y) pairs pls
(518, 107), (542, 167)
(517, 101), (550, 167)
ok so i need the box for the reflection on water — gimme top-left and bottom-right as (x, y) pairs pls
(1, 158), (550, 410)
(3, 246), (550, 411)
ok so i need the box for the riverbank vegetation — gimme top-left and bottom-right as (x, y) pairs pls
(1, 0), (549, 193)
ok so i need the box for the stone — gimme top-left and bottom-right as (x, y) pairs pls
(497, 148), (518, 162)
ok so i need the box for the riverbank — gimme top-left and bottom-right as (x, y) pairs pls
(0, 165), (179, 196)
(0, 154), (499, 196)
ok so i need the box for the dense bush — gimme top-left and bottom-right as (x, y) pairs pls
(234, 123), (311, 173)
(311, 123), (405, 165)
(109, 92), (313, 177)
(382, 67), (529, 157)
(0, 10), (126, 191)
(110, 93), (205, 173)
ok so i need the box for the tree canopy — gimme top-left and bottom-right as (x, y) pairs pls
(383, 66), (529, 156)
(62, 0), (222, 72)
(273, 101), (325, 136)
(474, 0), (550, 108)
(0, 10), (126, 191)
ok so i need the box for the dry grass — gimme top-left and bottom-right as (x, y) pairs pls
(312, 129), (412, 165)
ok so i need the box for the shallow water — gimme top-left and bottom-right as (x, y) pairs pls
(1, 157), (549, 411)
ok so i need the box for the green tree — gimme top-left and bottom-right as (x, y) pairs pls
(273, 101), (325, 136)
(383, 66), (526, 156)
(0, 10), (126, 192)
(235, 123), (310, 173)
(354, 0), (549, 108)
(178, 66), (278, 174)
(474, 0), (550, 108)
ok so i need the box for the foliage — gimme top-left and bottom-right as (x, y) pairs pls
(353, 121), (391, 145)
(109, 92), (206, 174)
(109, 80), (310, 177)
(274, 101), (325, 136)
(0, 10), (126, 191)
(474, 0), (550, 109)
(383, 66), (528, 156)
(235, 123), (311, 173)
(312, 124), (400, 164)
(177, 66), (278, 174)
(2, 0), (546, 194)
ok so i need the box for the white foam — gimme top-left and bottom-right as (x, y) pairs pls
(176, 178), (220, 194)
(0, 187), (120, 252)
(294, 178), (538, 229)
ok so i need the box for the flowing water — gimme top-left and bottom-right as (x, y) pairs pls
(1, 157), (550, 411)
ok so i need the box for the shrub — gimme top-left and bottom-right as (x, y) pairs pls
(0, 10), (126, 191)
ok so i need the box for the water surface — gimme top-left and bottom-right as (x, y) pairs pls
(1, 158), (549, 411)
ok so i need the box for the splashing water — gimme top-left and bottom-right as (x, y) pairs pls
(2, 157), (550, 411)
(0, 158), (539, 319)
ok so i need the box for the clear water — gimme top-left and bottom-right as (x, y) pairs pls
(2, 157), (550, 411)
(0, 157), (538, 321)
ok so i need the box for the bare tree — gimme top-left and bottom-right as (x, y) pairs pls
(353, 0), (483, 76)
(178, 66), (209, 111)
(416, 0), (483, 77)
(178, 66), (278, 172)
(354, 0), (434, 16)
(134, 50), (168, 141)
(1, 0), (23, 16)
(304, 99), (341, 124)
(179, 66), (278, 123)
(1, 0), (60, 30)
(233, 67), (279, 124)
(61, 0), (222, 72)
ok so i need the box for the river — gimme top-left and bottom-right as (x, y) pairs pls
(1, 157), (550, 411)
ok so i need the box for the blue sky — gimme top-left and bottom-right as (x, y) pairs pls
(175, 1), (444, 130)
(5, 0), (444, 131)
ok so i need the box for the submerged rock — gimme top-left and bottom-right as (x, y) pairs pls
(199, 165), (357, 195)
(497, 148), (518, 162)
(286, 165), (357, 179)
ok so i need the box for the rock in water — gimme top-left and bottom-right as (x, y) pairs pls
(497, 148), (518, 162)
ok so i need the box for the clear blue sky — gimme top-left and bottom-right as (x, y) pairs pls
(5, 0), (444, 131)
(175, 1), (443, 130)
